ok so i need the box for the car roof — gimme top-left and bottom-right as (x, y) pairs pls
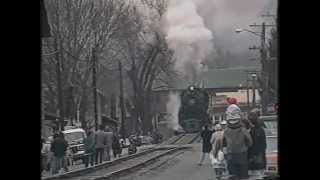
(63, 128), (85, 134)
(266, 135), (277, 138)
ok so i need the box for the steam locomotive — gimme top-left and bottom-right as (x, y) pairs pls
(178, 85), (211, 133)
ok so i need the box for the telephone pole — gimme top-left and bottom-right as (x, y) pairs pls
(119, 61), (126, 138)
(92, 47), (99, 131)
(54, 38), (65, 131)
(249, 22), (276, 115)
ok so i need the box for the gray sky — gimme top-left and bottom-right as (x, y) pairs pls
(197, 0), (277, 55)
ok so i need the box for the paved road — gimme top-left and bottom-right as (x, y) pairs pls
(118, 143), (218, 180)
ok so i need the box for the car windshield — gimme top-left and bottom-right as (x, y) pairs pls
(266, 136), (278, 153)
(64, 132), (85, 143)
(264, 120), (277, 130)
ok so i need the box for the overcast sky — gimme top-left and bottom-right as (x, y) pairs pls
(196, 0), (277, 54)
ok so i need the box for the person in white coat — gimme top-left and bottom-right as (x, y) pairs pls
(211, 124), (227, 178)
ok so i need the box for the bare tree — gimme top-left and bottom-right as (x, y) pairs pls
(113, 1), (177, 134)
(42, 0), (132, 130)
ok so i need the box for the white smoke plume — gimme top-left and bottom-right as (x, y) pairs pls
(162, 0), (214, 130)
(166, 92), (182, 130)
(162, 0), (214, 82)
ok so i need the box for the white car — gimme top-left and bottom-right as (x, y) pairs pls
(140, 136), (153, 145)
(259, 115), (277, 136)
(265, 135), (278, 177)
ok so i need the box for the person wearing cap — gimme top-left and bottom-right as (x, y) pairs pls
(223, 101), (253, 180)
(220, 120), (227, 130)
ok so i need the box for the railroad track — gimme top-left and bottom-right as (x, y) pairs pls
(159, 134), (185, 145)
(43, 146), (189, 180)
(42, 134), (198, 180)
(172, 133), (199, 145)
(160, 133), (199, 146)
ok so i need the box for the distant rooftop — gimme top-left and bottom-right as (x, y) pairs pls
(158, 66), (261, 91)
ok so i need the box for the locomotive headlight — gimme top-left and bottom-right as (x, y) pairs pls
(189, 86), (195, 91)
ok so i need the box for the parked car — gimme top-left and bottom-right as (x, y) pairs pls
(140, 136), (153, 145)
(259, 115), (277, 136)
(264, 135), (278, 178)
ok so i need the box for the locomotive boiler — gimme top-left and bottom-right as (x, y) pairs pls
(178, 85), (211, 133)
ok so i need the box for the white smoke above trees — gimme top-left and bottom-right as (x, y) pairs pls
(161, 0), (214, 82)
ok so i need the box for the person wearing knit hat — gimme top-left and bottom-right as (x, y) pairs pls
(223, 102), (253, 179)
(225, 99), (242, 125)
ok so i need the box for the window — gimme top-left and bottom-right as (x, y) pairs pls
(266, 136), (277, 153)
(65, 132), (85, 143)
(264, 121), (277, 130)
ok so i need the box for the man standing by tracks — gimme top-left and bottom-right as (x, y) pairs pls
(104, 127), (113, 161)
(112, 131), (122, 158)
(84, 129), (96, 168)
(248, 111), (267, 179)
(51, 132), (69, 174)
(95, 125), (107, 164)
(198, 125), (214, 166)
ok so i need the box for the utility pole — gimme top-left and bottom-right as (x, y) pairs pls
(92, 47), (99, 131)
(119, 61), (126, 139)
(54, 38), (65, 131)
(249, 22), (276, 115)
(252, 74), (256, 108)
(246, 73), (250, 111)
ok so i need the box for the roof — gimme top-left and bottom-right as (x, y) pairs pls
(63, 128), (85, 134)
(166, 67), (261, 90)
